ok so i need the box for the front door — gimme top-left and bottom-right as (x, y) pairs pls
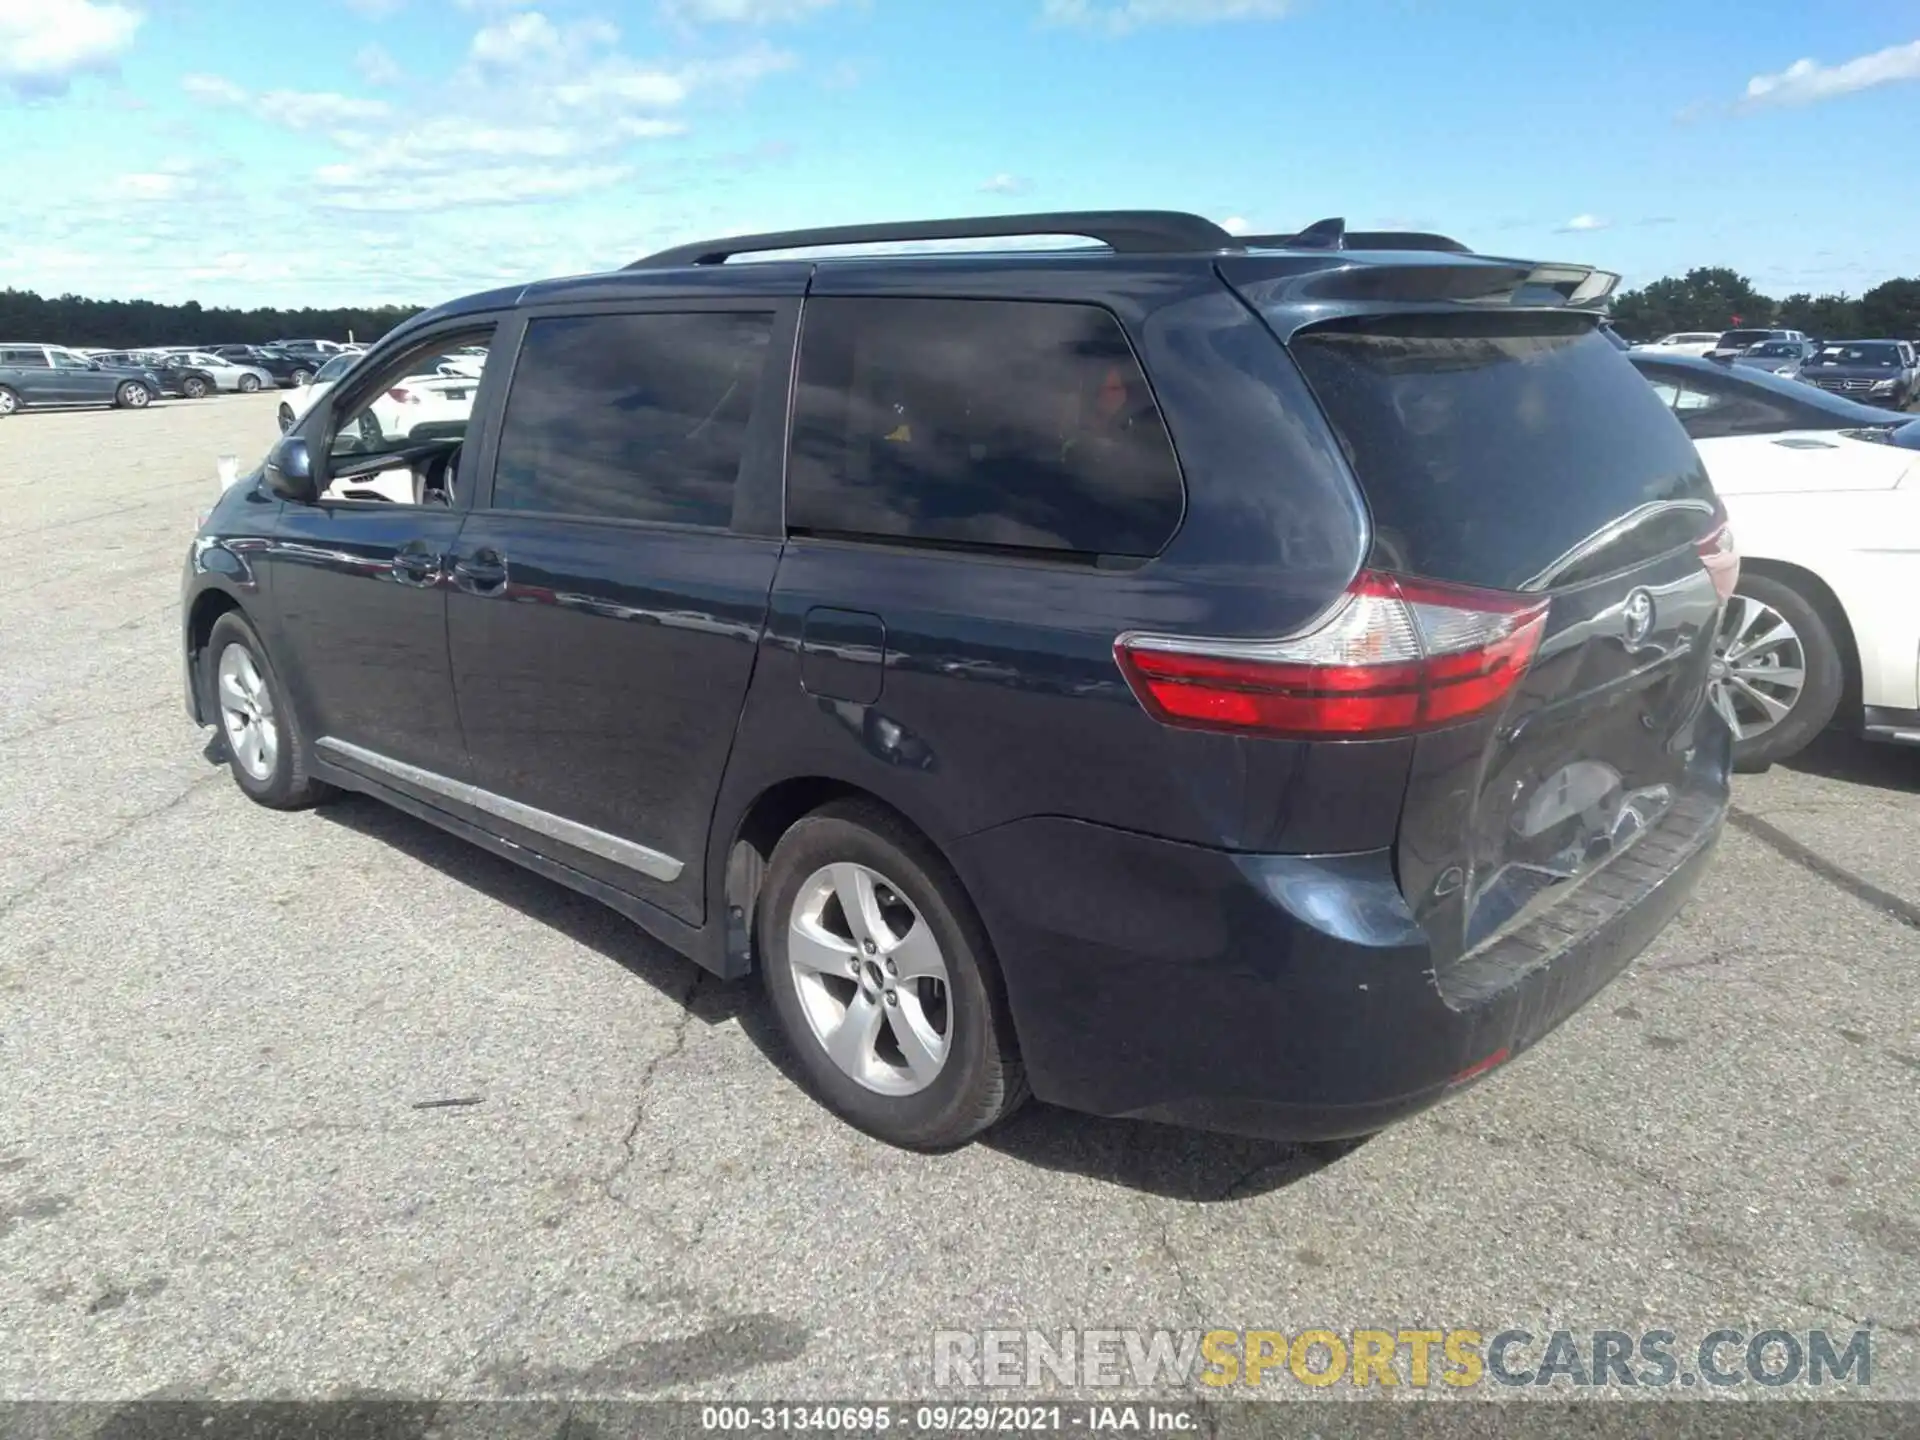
(48, 350), (115, 403)
(257, 321), (505, 783)
(447, 300), (798, 923)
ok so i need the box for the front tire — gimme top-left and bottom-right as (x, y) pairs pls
(290, 368), (313, 388)
(759, 801), (1027, 1149)
(238, 373), (262, 394)
(182, 375), (210, 399)
(1709, 574), (1844, 771)
(204, 612), (331, 810)
(115, 381), (151, 409)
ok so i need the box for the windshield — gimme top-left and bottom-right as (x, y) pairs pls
(1748, 342), (1798, 358)
(1807, 343), (1900, 367)
(313, 354), (358, 382)
(1715, 330), (1774, 348)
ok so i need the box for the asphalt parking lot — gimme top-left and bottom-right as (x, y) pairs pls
(2, 394), (1917, 1405)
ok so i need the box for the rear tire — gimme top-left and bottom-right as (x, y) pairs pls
(115, 381), (151, 409)
(0, 386), (17, 417)
(758, 801), (1027, 1149)
(238, 373), (261, 394)
(1710, 573), (1844, 771)
(204, 612), (332, 810)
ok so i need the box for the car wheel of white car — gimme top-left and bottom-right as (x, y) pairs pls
(238, 374), (261, 394)
(1709, 574), (1844, 772)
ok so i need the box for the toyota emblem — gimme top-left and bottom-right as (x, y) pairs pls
(1622, 588), (1655, 647)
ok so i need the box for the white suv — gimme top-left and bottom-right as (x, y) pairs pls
(1633, 332), (1723, 357)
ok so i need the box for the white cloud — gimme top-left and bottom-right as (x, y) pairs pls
(662, 0), (843, 22)
(0, 0), (141, 97)
(355, 43), (403, 86)
(1742, 40), (1920, 108)
(112, 156), (233, 205)
(181, 72), (247, 104)
(185, 75), (391, 129)
(1557, 214), (1609, 233)
(342, 0), (405, 16)
(979, 173), (1032, 195)
(258, 90), (392, 128)
(1040, 0), (1295, 34)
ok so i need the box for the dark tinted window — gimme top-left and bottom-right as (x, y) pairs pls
(1808, 343), (1901, 367)
(788, 297), (1184, 558)
(1716, 329), (1775, 348)
(1289, 314), (1714, 591)
(492, 311), (772, 528)
(3, 349), (49, 367)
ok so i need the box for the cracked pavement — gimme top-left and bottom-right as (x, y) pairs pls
(2, 396), (1917, 1403)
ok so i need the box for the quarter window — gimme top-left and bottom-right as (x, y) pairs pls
(788, 297), (1184, 558)
(491, 311), (773, 528)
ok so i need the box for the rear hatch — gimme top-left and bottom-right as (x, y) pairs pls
(1282, 311), (1731, 995)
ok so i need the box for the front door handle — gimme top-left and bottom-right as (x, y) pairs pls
(452, 547), (508, 596)
(392, 541), (442, 587)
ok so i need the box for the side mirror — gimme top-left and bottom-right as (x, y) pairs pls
(263, 435), (317, 503)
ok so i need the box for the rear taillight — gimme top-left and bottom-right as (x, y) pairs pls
(1115, 571), (1549, 740)
(1695, 501), (1739, 606)
(387, 386), (419, 404)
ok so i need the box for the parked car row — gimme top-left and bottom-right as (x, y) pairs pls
(0, 339), (371, 415)
(0, 343), (166, 415)
(1634, 330), (1920, 410)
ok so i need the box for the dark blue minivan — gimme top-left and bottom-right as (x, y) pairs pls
(182, 212), (1736, 1148)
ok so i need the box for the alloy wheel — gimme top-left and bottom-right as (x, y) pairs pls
(787, 862), (952, 1096)
(216, 642), (280, 782)
(0, 390), (15, 415)
(1708, 594), (1808, 741)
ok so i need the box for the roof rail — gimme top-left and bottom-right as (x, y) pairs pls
(627, 210), (1239, 269)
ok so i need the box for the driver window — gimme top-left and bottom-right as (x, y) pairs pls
(322, 331), (493, 505)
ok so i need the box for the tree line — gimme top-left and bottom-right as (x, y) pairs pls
(1608, 268), (1920, 342)
(0, 288), (424, 348)
(8, 266), (1919, 351)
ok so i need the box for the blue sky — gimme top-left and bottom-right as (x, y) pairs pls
(2, 0), (1918, 308)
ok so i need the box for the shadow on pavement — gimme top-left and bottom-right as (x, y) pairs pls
(314, 792), (1355, 1201)
(1780, 729), (1920, 793)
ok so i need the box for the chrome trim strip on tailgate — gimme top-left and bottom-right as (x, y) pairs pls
(314, 736), (685, 883)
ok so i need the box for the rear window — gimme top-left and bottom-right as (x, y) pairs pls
(1716, 330), (1775, 348)
(788, 297), (1184, 559)
(1289, 313), (1713, 591)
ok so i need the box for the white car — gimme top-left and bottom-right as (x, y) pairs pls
(160, 350), (275, 393)
(1633, 332), (1724, 358)
(275, 349), (485, 504)
(274, 351), (482, 438)
(1694, 432), (1919, 766)
(275, 351), (362, 434)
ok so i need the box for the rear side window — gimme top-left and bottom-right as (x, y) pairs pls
(492, 311), (773, 528)
(1289, 314), (1714, 591)
(3, 349), (50, 367)
(789, 297), (1183, 558)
